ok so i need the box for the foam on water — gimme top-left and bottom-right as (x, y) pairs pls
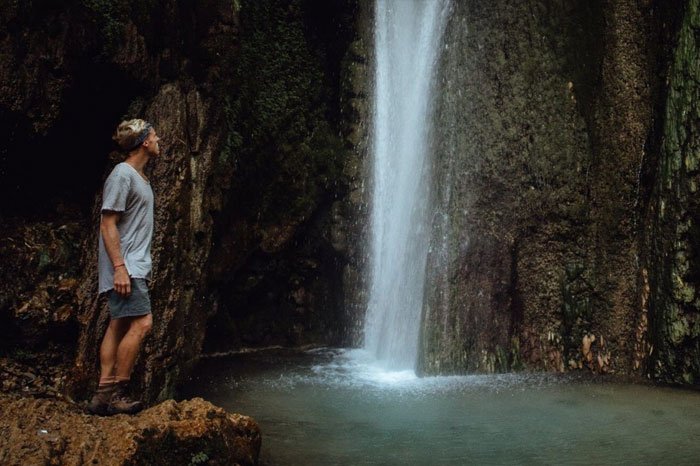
(262, 348), (568, 397)
(313, 349), (418, 385)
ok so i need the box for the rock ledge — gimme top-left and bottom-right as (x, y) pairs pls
(0, 395), (261, 466)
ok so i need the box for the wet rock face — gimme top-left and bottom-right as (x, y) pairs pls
(202, 0), (363, 352)
(420, 0), (675, 376)
(0, 395), (261, 466)
(646, 0), (700, 384)
(422, 0), (592, 374)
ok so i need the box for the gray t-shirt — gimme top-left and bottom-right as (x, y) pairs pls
(98, 162), (154, 294)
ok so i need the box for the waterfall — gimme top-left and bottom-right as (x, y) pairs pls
(363, 0), (451, 371)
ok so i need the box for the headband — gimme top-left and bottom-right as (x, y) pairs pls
(127, 123), (153, 151)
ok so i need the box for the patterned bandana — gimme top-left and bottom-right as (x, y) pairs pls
(127, 123), (153, 151)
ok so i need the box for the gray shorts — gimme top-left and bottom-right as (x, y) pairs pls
(108, 278), (152, 319)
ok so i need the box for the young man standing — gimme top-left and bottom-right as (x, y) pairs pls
(87, 119), (160, 415)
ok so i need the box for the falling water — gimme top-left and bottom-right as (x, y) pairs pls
(363, 0), (451, 370)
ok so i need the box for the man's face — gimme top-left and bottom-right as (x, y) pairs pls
(143, 128), (161, 157)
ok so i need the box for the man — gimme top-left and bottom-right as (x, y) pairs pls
(87, 119), (160, 415)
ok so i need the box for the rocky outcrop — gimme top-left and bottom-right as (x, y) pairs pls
(0, 395), (261, 466)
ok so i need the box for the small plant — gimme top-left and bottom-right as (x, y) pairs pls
(189, 451), (209, 466)
(11, 348), (35, 362)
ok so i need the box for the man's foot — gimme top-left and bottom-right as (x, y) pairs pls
(86, 383), (116, 416)
(108, 381), (143, 415)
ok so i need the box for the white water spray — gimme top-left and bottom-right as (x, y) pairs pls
(363, 0), (451, 371)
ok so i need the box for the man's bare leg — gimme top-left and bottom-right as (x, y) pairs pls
(88, 318), (131, 415)
(114, 313), (153, 381)
(88, 314), (151, 415)
(98, 318), (130, 384)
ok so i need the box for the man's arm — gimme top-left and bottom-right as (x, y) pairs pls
(100, 211), (131, 297)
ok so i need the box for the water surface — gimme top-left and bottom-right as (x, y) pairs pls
(182, 349), (700, 465)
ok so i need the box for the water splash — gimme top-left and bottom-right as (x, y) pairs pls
(363, 0), (452, 370)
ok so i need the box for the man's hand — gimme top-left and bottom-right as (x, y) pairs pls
(114, 266), (131, 297)
(101, 211), (131, 297)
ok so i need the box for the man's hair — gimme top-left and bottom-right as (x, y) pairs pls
(113, 119), (153, 152)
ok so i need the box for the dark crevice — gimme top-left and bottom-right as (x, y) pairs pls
(0, 64), (142, 219)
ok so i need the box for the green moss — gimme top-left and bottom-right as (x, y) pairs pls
(78, 0), (159, 57)
(10, 348), (36, 362)
(219, 96), (242, 165)
(669, 316), (690, 344)
(79, 0), (126, 55)
(36, 250), (51, 273)
(509, 336), (524, 371)
(672, 271), (696, 303)
(223, 0), (349, 228)
(559, 262), (594, 361)
(494, 345), (508, 372)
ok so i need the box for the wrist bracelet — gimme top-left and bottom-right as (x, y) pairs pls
(114, 263), (126, 270)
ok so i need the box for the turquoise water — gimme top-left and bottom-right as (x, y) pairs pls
(182, 349), (700, 465)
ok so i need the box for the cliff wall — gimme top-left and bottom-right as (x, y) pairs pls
(420, 0), (689, 380)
